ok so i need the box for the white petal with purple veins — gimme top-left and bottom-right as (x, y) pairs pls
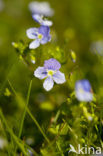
(53, 71), (66, 84)
(29, 40), (40, 49)
(44, 58), (61, 70)
(26, 28), (38, 39)
(34, 67), (47, 79)
(43, 77), (54, 91)
(40, 37), (49, 44)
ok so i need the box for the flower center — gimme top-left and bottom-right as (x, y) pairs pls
(38, 34), (43, 40)
(79, 88), (84, 93)
(47, 70), (55, 76)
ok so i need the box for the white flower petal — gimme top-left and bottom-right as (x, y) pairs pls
(43, 77), (54, 91)
(76, 91), (93, 102)
(26, 28), (38, 39)
(53, 71), (66, 84)
(42, 20), (53, 26)
(29, 40), (40, 49)
(32, 14), (43, 23)
(34, 67), (47, 79)
(29, 2), (54, 17)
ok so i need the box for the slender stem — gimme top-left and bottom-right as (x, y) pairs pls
(8, 80), (50, 143)
(26, 108), (50, 143)
(18, 80), (32, 138)
(8, 80), (33, 155)
(56, 141), (64, 156)
(0, 109), (27, 156)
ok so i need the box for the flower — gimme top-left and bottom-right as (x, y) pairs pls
(34, 58), (66, 91)
(29, 1), (54, 17)
(32, 14), (53, 26)
(75, 79), (93, 102)
(26, 25), (51, 49)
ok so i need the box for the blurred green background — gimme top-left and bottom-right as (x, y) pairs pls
(1, 0), (103, 155)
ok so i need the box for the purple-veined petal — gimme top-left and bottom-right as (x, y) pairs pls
(26, 28), (38, 39)
(43, 77), (54, 91)
(38, 25), (51, 44)
(44, 58), (61, 70)
(34, 67), (47, 79)
(29, 40), (40, 49)
(38, 25), (50, 37)
(53, 71), (66, 84)
(40, 35), (51, 44)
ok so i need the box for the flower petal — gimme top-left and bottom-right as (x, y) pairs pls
(43, 77), (54, 91)
(29, 2), (54, 17)
(53, 71), (66, 84)
(29, 40), (40, 49)
(75, 79), (93, 102)
(26, 28), (38, 39)
(38, 26), (50, 37)
(34, 67), (47, 79)
(44, 58), (61, 70)
(40, 35), (51, 44)
(41, 20), (53, 27)
(75, 91), (93, 102)
(32, 14), (43, 23)
(75, 80), (92, 92)
(32, 14), (53, 26)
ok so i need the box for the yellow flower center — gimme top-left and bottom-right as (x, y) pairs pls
(79, 88), (84, 93)
(48, 70), (55, 76)
(38, 34), (43, 39)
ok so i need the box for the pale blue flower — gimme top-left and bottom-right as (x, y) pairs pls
(29, 1), (54, 17)
(32, 14), (53, 26)
(75, 79), (93, 102)
(34, 58), (66, 91)
(26, 25), (51, 49)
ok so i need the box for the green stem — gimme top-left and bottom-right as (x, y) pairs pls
(8, 80), (50, 143)
(0, 109), (27, 156)
(26, 108), (50, 144)
(18, 80), (32, 138)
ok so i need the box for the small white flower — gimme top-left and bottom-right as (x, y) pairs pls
(34, 58), (66, 91)
(26, 25), (51, 49)
(29, 1), (54, 17)
(75, 79), (93, 102)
